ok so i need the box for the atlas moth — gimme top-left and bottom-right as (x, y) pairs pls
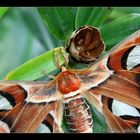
(0, 26), (140, 133)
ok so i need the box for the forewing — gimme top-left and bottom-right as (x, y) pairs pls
(71, 29), (140, 132)
(90, 30), (140, 107)
(0, 81), (62, 133)
(71, 29), (140, 107)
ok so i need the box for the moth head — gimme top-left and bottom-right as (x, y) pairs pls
(57, 71), (81, 94)
(66, 25), (105, 63)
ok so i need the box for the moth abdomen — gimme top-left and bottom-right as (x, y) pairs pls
(64, 96), (93, 133)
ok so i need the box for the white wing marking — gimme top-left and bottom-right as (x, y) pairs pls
(127, 45), (140, 70)
(112, 100), (140, 117)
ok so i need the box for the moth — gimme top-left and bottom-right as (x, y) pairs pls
(0, 26), (140, 133)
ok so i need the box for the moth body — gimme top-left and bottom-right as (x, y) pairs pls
(57, 70), (93, 133)
(64, 94), (93, 133)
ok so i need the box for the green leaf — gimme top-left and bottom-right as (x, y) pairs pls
(114, 7), (140, 14)
(75, 7), (113, 28)
(17, 7), (61, 51)
(91, 107), (108, 133)
(87, 100), (108, 133)
(0, 7), (9, 19)
(100, 13), (140, 50)
(109, 7), (140, 19)
(6, 47), (68, 81)
(38, 7), (75, 41)
(61, 116), (71, 133)
(109, 9), (127, 19)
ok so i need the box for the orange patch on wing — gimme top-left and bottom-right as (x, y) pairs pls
(108, 46), (132, 71)
(2, 85), (27, 104)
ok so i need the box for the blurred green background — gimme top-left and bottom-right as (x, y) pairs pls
(1, 7), (140, 79)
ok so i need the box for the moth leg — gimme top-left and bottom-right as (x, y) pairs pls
(42, 69), (56, 79)
(54, 47), (69, 69)
(54, 48), (62, 69)
(60, 47), (69, 68)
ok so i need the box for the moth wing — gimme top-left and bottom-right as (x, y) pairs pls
(89, 29), (140, 108)
(102, 105), (136, 133)
(72, 29), (140, 108)
(71, 29), (140, 132)
(0, 81), (63, 133)
(10, 102), (57, 133)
